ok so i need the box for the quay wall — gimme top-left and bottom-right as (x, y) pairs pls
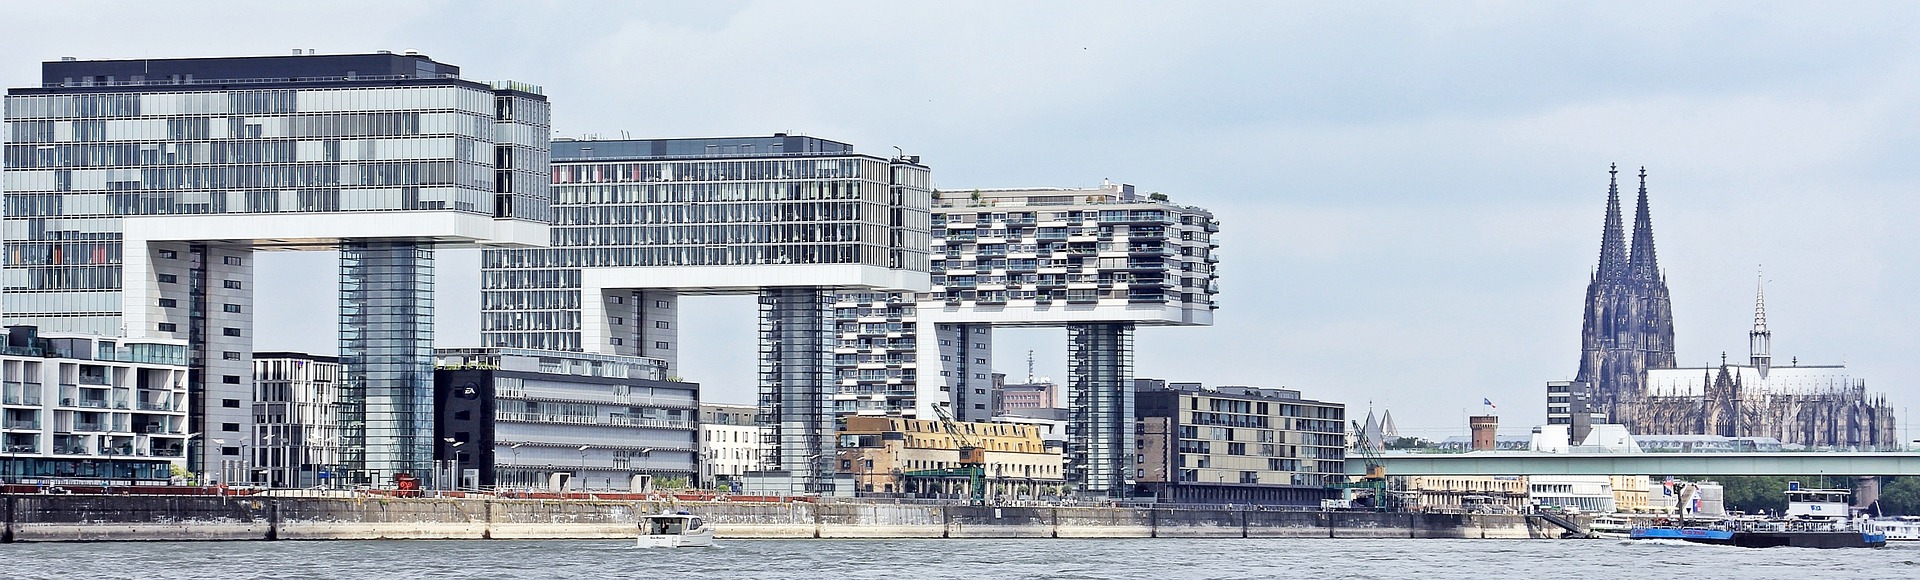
(0, 495), (1557, 542)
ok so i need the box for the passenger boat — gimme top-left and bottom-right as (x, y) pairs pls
(1630, 482), (1886, 548)
(637, 512), (714, 548)
(1869, 516), (1920, 542)
(1588, 514), (1634, 539)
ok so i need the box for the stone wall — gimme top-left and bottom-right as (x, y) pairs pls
(0, 495), (1556, 542)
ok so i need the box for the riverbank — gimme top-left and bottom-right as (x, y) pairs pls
(0, 494), (1559, 542)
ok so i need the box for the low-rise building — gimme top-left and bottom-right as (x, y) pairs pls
(698, 403), (760, 489)
(996, 380), (1058, 414)
(1611, 475), (1653, 513)
(1394, 476), (1529, 513)
(433, 348), (697, 491)
(1529, 475), (1616, 513)
(251, 352), (340, 488)
(0, 326), (190, 484)
(835, 416), (1063, 501)
(1133, 379), (1345, 506)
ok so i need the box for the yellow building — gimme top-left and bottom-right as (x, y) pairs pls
(1611, 475), (1655, 513)
(1394, 476), (1530, 513)
(836, 416), (1063, 500)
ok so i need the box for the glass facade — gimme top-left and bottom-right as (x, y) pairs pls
(480, 137), (929, 355)
(338, 242), (434, 483)
(757, 288), (835, 493)
(1066, 322), (1133, 497)
(2, 53), (550, 482)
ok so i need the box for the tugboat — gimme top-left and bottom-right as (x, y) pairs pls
(637, 512), (714, 548)
(1631, 481), (1886, 548)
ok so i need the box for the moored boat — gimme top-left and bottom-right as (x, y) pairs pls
(1870, 516), (1920, 542)
(1630, 482), (1885, 548)
(638, 512), (714, 548)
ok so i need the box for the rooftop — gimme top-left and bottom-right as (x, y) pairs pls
(550, 134), (859, 161)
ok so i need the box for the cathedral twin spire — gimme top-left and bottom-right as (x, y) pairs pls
(1595, 164), (1661, 283)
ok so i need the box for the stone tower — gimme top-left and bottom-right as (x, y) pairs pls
(1573, 166), (1678, 425)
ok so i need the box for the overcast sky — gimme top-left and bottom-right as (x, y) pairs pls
(7, 2), (1917, 440)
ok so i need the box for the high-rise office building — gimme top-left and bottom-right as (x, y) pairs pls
(3, 51), (551, 483)
(481, 135), (930, 493)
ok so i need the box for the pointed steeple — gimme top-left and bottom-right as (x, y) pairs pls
(1750, 270), (1772, 380)
(1629, 167), (1660, 283)
(1597, 164), (1629, 281)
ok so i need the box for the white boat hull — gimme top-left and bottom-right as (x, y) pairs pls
(638, 529), (714, 548)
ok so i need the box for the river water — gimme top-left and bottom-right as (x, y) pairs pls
(3, 538), (1916, 579)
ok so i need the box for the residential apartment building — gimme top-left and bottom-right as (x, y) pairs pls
(2, 52), (551, 482)
(996, 380), (1058, 414)
(480, 134), (932, 494)
(915, 181), (1220, 497)
(1133, 380), (1344, 506)
(250, 352), (339, 488)
(433, 348), (696, 491)
(835, 416), (1062, 500)
(698, 403), (759, 489)
(0, 326), (189, 483)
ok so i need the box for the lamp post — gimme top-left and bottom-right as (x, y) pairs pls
(210, 438), (229, 484)
(508, 442), (526, 490)
(577, 445), (591, 492)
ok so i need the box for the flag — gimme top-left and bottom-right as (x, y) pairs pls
(1482, 398), (1497, 410)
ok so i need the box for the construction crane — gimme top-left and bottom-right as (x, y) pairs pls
(1340, 419), (1389, 510)
(900, 404), (987, 505)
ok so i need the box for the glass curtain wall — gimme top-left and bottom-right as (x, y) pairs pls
(1066, 322), (1134, 497)
(757, 287), (834, 493)
(339, 241), (434, 483)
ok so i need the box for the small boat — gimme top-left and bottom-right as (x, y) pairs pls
(1588, 514), (1634, 539)
(1869, 516), (1920, 542)
(638, 512), (714, 548)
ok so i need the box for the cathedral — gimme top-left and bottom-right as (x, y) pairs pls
(1559, 166), (1899, 449)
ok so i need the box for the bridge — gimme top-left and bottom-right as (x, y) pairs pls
(1345, 452), (1920, 477)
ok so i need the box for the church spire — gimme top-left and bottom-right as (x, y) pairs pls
(1629, 167), (1660, 283)
(1750, 270), (1772, 380)
(1597, 164), (1629, 281)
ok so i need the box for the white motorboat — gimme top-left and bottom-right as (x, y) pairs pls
(638, 512), (714, 548)
(1589, 514), (1633, 539)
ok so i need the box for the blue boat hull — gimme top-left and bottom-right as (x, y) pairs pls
(1631, 527), (1885, 548)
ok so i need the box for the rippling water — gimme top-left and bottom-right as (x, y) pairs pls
(3, 538), (1917, 579)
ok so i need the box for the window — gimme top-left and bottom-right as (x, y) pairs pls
(221, 446), (240, 456)
(453, 410), (472, 421)
(223, 256), (243, 266)
(609, 317), (623, 325)
(654, 341), (670, 349)
(655, 300), (670, 309)
(608, 296), (623, 304)
(222, 375), (241, 384)
(158, 298), (178, 308)
(974, 358), (986, 364)
(223, 280), (243, 289)
(610, 338), (624, 346)
(223, 304), (242, 313)
(222, 328), (241, 337)
(221, 423), (240, 432)
(158, 250), (178, 259)
(222, 399), (241, 408)
(654, 321), (670, 329)
(222, 352), (242, 360)
(158, 274), (178, 283)
(157, 323), (177, 332)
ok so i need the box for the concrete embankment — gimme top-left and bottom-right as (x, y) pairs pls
(0, 495), (1557, 542)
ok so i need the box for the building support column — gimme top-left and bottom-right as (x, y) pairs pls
(1066, 322), (1134, 498)
(757, 287), (834, 494)
(338, 242), (435, 486)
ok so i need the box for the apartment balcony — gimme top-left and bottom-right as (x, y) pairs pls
(138, 401), (176, 412)
(3, 419), (41, 430)
(2, 393), (42, 406)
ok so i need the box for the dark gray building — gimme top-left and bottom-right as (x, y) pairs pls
(433, 348), (696, 491)
(1134, 379), (1344, 506)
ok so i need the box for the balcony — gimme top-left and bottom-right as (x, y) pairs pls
(3, 419), (41, 430)
(138, 401), (175, 412)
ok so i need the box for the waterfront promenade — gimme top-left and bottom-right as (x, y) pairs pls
(0, 494), (1554, 542)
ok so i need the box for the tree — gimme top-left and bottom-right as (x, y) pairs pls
(1878, 476), (1920, 515)
(1148, 192), (1169, 202)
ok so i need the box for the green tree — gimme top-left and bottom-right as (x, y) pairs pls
(1684, 475), (1859, 515)
(1877, 476), (1920, 515)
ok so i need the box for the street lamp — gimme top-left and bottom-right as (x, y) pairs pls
(508, 442), (526, 490)
(577, 445), (591, 491)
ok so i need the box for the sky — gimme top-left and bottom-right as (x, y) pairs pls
(5, 1), (1918, 441)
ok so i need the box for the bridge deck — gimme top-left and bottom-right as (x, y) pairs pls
(1346, 452), (1920, 476)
